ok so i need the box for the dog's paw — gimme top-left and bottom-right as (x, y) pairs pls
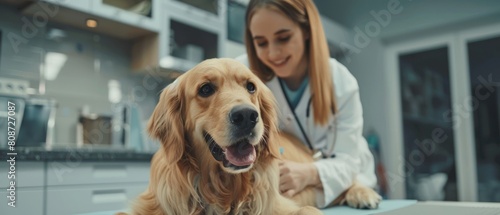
(342, 186), (382, 209)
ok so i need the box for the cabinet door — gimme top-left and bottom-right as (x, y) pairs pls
(158, 14), (221, 72)
(43, 0), (92, 12)
(461, 24), (500, 202)
(46, 183), (147, 215)
(158, 0), (226, 72)
(0, 188), (44, 215)
(0, 162), (45, 188)
(386, 35), (460, 200)
(165, 0), (225, 26)
(388, 23), (500, 202)
(398, 46), (458, 201)
(46, 162), (150, 186)
(91, 0), (159, 31)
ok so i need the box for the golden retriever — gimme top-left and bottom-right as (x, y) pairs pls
(129, 58), (380, 215)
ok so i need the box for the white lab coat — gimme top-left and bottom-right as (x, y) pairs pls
(236, 55), (377, 208)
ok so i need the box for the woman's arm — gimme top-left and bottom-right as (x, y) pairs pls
(278, 160), (321, 197)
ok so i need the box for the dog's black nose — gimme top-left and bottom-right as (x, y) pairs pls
(229, 105), (258, 134)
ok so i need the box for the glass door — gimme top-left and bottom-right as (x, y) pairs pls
(388, 22), (500, 202)
(464, 31), (500, 202)
(398, 47), (458, 201)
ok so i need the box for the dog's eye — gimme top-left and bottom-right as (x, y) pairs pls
(199, 83), (215, 97)
(246, 82), (256, 94)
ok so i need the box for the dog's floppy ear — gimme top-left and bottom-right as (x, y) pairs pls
(148, 81), (185, 163)
(258, 83), (281, 159)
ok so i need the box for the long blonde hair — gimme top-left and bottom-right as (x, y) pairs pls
(245, 0), (337, 125)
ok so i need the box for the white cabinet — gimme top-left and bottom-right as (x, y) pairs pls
(164, 0), (225, 27)
(388, 39), (459, 201)
(0, 162), (45, 188)
(152, 0), (226, 73)
(132, 0), (227, 73)
(90, 0), (161, 32)
(456, 23), (500, 203)
(46, 162), (150, 186)
(33, 0), (228, 74)
(42, 0), (161, 32)
(0, 160), (150, 215)
(0, 188), (44, 215)
(44, 161), (150, 215)
(385, 22), (500, 202)
(20, 0), (158, 41)
(42, 0), (93, 12)
(46, 183), (147, 215)
(0, 162), (44, 215)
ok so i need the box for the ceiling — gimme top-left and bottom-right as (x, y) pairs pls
(314, 0), (500, 39)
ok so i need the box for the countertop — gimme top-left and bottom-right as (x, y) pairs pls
(0, 147), (155, 162)
(76, 200), (419, 215)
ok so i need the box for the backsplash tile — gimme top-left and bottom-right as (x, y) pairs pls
(0, 5), (172, 148)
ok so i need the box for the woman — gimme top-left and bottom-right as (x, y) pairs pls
(236, 0), (378, 208)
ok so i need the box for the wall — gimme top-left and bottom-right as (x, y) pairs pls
(223, 15), (352, 58)
(223, 40), (245, 58)
(0, 5), (171, 148)
(315, 0), (500, 40)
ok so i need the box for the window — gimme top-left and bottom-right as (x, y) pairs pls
(227, 0), (246, 44)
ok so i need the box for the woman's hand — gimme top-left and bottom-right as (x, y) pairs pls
(278, 160), (321, 197)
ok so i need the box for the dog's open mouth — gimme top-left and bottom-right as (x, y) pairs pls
(204, 131), (256, 169)
(226, 139), (256, 166)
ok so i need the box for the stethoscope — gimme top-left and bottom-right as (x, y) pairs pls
(305, 96), (338, 160)
(279, 80), (338, 160)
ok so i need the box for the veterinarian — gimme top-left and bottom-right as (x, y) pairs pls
(236, 0), (378, 208)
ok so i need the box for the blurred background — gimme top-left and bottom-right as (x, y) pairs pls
(0, 0), (498, 214)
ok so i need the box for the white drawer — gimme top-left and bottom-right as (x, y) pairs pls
(47, 162), (150, 186)
(46, 183), (147, 215)
(0, 187), (44, 215)
(0, 161), (44, 188)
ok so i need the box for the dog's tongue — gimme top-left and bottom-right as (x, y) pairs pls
(225, 142), (256, 167)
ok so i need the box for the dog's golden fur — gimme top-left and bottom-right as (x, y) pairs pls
(128, 58), (379, 215)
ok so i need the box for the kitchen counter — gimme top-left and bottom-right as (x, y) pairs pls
(0, 147), (152, 215)
(0, 147), (155, 162)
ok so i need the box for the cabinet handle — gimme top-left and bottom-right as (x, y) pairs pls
(92, 189), (127, 204)
(92, 165), (127, 178)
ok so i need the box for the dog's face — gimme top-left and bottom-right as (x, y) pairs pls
(148, 58), (278, 174)
(184, 59), (267, 173)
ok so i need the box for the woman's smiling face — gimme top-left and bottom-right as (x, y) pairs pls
(249, 7), (309, 86)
